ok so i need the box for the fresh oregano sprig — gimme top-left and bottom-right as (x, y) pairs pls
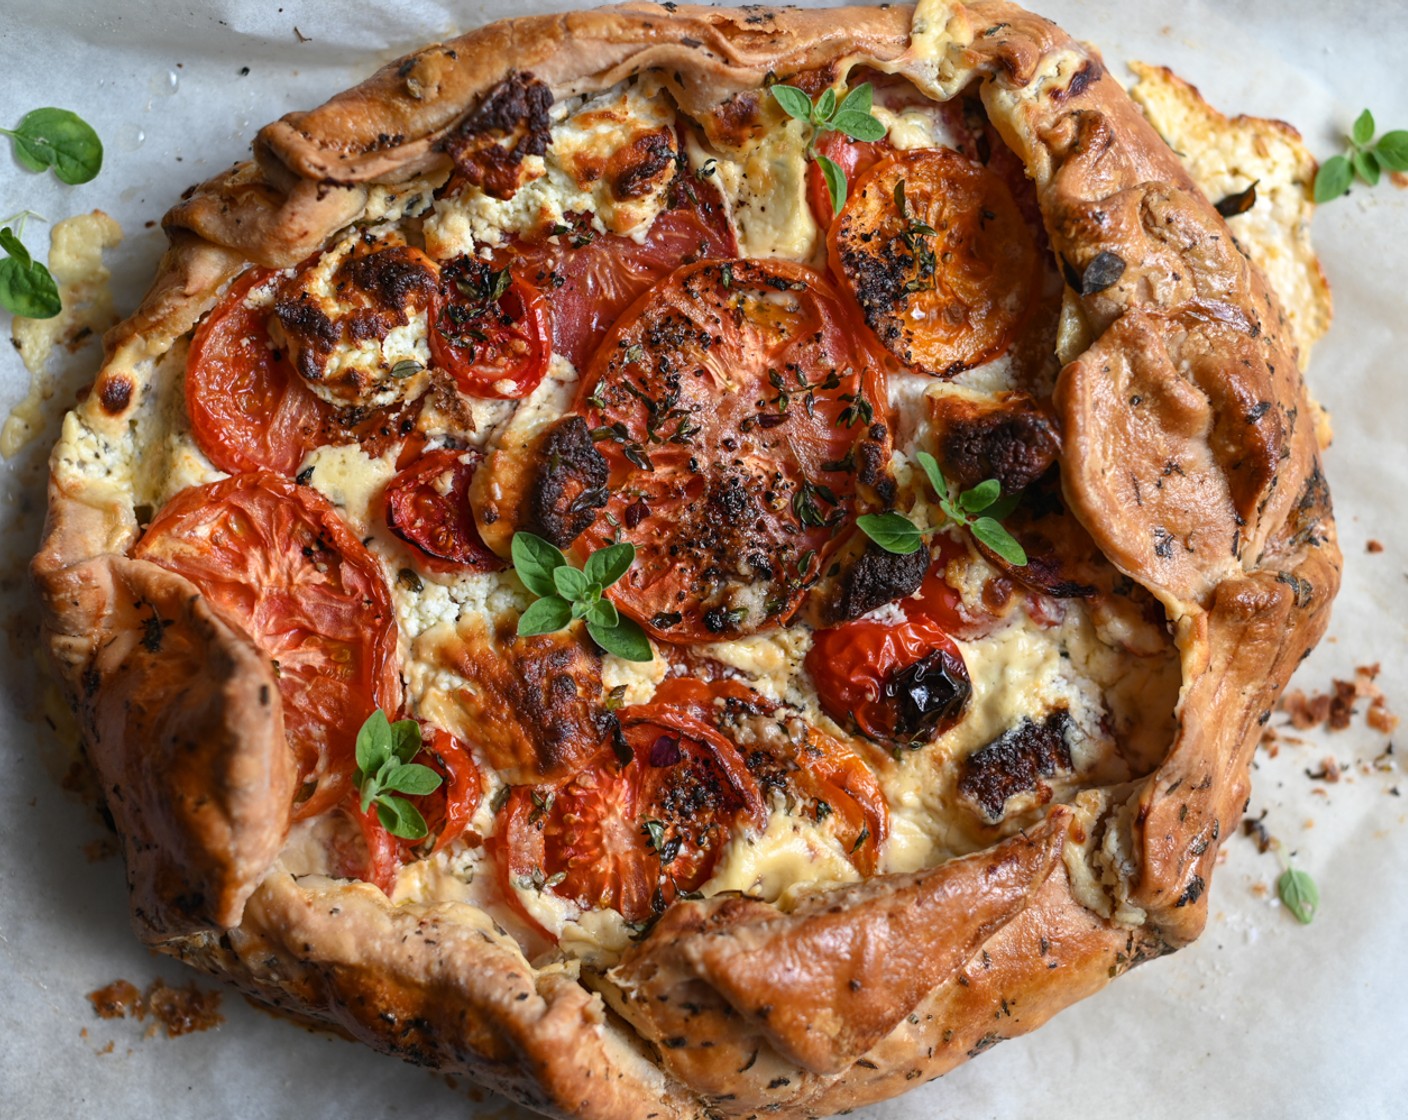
(0, 213), (60, 319)
(512, 531), (654, 662)
(769, 81), (887, 214)
(2, 108), (103, 185)
(1315, 108), (1408, 202)
(354, 709), (443, 841)
(855, 451), (1028, 566)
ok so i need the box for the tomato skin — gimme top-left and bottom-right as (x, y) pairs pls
(806, 611), (971, 746)
(507, 179), (736, 372)
(429, 260), (551, 399)
(806, 131), (893, 230)
(575, 258), (890, 643)
(383, 448), (503, 573)
(133, 473), (401, 820)
(186, 269), (330, 475)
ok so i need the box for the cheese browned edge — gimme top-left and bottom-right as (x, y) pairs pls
(30, 3), (1340, 1118)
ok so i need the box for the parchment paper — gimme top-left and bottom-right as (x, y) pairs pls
(2, 2), (1405, 1117)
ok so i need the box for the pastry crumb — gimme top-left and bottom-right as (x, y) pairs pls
(1365, 539), (1384, 553)
(87, 978), (223, 1037)
(1279, 664), (1397, 734)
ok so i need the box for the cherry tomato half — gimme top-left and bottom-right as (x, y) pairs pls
(383, 447), (503, 573)
(430, 258), (551, 399)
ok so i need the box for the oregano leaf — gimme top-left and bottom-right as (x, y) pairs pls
(856, 511), (924, 555)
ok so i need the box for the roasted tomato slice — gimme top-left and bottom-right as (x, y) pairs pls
(186, 269), (330, 475)
(507, 179), (736, 372)
(134, 473), (401, 819)
(353, 726), (484, 895)
(806, 609), (971, 746)
(574, 258), (889, 642)
(429, 258), (551, 400)
(829, 147), (1039, 377)
(651, 677), (890, 875)
(383, 447), (503, 573)
(492, 702), (764, 928)
(806, 130), (893, 229)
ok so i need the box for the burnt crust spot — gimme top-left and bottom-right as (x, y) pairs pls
(611, 128), (677, 201)
(343, 247), (437, 311)
(934, 397), (1060, 493)
(443, 72), (554, 199)
(98, 375), (134, 415)
(526, 416), (609, 547)
(959, 710), (1075, 822)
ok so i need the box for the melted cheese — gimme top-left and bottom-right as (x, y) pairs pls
(713, 117), (821, 262)
(704, 802), (862, 902)
(300, 441), (398, 532)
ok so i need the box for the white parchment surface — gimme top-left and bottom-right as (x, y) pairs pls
(1, 2), (1405, 1117)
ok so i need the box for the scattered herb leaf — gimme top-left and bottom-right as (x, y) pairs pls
(2, 108), (103, 184)
(353, 709), (442, 840)
(0, 222), (60, 319)
(1315, 109), (1408, 202)
(1277, 866), (1319, 925)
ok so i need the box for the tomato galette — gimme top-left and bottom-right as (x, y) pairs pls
(33, 2), (1340, 1117)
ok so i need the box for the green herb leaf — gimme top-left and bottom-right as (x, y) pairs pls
(1277, 866), (1319, 925)
(0, 227), (61, 319)
(511, 531), (569, 598)
(971, 516), (1028, 566)
(377, 795), (430, 841)
(815, 87), (837, 123)
(856, 511), (924, 555)
(817, 153), (848, 215)
(770, 84), (815, 123)
(985, 492), (1021, 521)
(1313, 154), (1353, 203)
(588, 616), (653, 662)
(2, 108), (103, 184)
(1352, 107), (1375, 147)
(832, 111), (887, 142)
(381, 762), (443, 797)
(355, 709), (393, 777)
(959, 478), (1001, 514)
(1375, 130), (1408, 171)
(586, 598), (620, 629)
(913, 450), (949, 501)
(582, 540), (635, 588)
(836, 82), (874, 118)
(552, 564), (592, 601)
(517, 594), (573, 636)
(389, 717), (424, 764)
(1353, 147), (1381, 186)
(643, 819), (667, 853)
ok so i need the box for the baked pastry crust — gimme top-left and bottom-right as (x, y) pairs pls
(31, 2), (1341, 1117)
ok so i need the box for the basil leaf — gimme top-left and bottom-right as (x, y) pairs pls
(913, 450), (949, 501)
(553, 564), (591, 601)
(831, 111), (886, 143)
(377, 795), (429, 841)
(1375, 130), (1408, 171)
(837, 82), (874, 118)
(583, 540), (635, 588)
(1352, 107), (1375, 147)
(815, 87), (837, 122)
(511, 531), (568, 598)
(389, 717), (424, 765)
(817, 153), (848, 215)
(587, 598), (620, 629)
(381, 762), (443, 797)
(971, 517), (1028, 566)
(1277, 867), (1319, 925)
(4, 108), (104, 185)
(0, 228), (31, 267)
(355, 709), (393, 776)
(1353, 147), (1381, 187)
(588, 616), (653, 662)
(1314, 155), (1353, 203)
(0, 227), (61, 320)
(856, 511), (924, 555)
(770, 84), (814, 123)
(959, 479), (1001, 514)
(517, 594), (573, 636)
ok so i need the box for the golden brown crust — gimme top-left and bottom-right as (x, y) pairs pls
(32, 2), (1341, 1117)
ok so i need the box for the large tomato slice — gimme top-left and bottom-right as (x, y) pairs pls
(134, 473), (401, 819)
(829, 148), (1039, 377)
(574, 258), (889, 642)
(649, 677), (890, 875)
(806, 608), (971, 747)
(491, 699), (764, 928)
(507, 178), (736, 372)
(383, 447), (503, 573)
(352, 726), (484, 895)
(429, 258), (551, 399)
(186, 269), (330, 475)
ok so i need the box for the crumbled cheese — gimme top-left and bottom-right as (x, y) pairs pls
(300, 441), (398, 533)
